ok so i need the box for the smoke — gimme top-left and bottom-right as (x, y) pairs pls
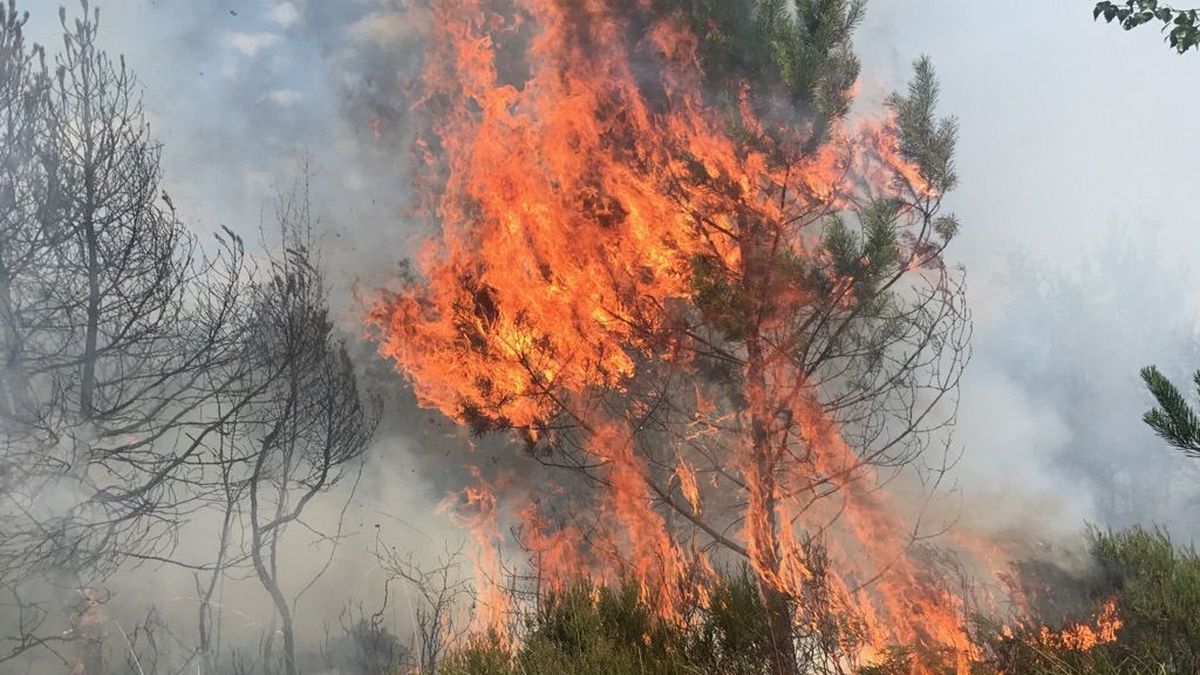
(21, 0), (420, 310)
(952, 232), (1200, 541)
(4, 3), (459, 673)
(7, 0), (1200, 671)
(853, 1), (1200, 541)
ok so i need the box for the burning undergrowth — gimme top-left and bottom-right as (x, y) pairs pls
(367, 0), (1120, 672)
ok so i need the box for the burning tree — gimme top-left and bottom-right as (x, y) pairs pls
(371, 0), (969, 672)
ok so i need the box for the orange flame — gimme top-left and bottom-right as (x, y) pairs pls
(367, 0), (1061, 671)
(1037, 599), (1123, 652)
(439, 469), (511, 638)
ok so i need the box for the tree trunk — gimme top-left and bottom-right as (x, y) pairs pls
(748, 368), (799, 674)
(250, 488), (300, 675)
(741, 220), (798, 675)
(76, 27), (99, 420)
(197, 500), (236, 673)
(80, 631), (103, 675)
(0, 256), (22, 419)
(79, 210), (99, 418)
(250, 393), (299, 675)
(761, 582), (799, 675)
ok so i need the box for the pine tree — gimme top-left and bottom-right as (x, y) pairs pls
(372, 1), (967, 672)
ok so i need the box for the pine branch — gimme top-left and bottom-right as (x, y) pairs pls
(1140, 365), (1200, 457)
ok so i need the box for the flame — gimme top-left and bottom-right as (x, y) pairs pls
(67, 588), (107, 675)
(439, 469), (511, 638)
(516, 497), (587, 593)
(1037, 599), (1123, 652)
(74, 587), (107, 629)
(367, 0), (1102, 671)
(675, 457), (701, 515)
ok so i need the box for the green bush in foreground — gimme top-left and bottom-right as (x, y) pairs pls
(437, 527), (1200, 674)
(982, 526), (1200, 674)
(438, 571), (766, 675)
(436, 569), (933, 675)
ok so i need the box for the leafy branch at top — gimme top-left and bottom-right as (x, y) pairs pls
(1094, 1), (1200, 53)
(1140, 366), (1200, 457)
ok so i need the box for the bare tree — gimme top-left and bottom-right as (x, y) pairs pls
(375, 541), (472, 674)
(320, 597), (407, 675)
(1, 2), (380, 673)
(191, 186), (379, 675)
(0, 3), (257, 671)
(0, 0), (49, 424)
(0, 0), (252, 583)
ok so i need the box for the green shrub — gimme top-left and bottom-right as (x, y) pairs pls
(691, 567), (773, 674)
(981, 526), (1200, 674)
(436, 527), (1200, 674)
(434, 569), (947, 675)
(438, 579), (700, 675)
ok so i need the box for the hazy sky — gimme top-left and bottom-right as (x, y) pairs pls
(860, 1), (1200, 290)
(19, 0), (1200, 537)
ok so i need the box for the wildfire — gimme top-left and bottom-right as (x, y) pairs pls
(1037, 599), (1123, 652)
(439, 469), (511, 637)
(73, 587), (107, 629)
(67, 588), (107, 675)
(369, 0), (1115, 671)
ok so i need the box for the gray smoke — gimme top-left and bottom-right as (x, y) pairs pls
(855, 1), (1200, 540)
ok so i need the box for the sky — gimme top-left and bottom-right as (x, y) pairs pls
(18, 0), (1200, 536)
